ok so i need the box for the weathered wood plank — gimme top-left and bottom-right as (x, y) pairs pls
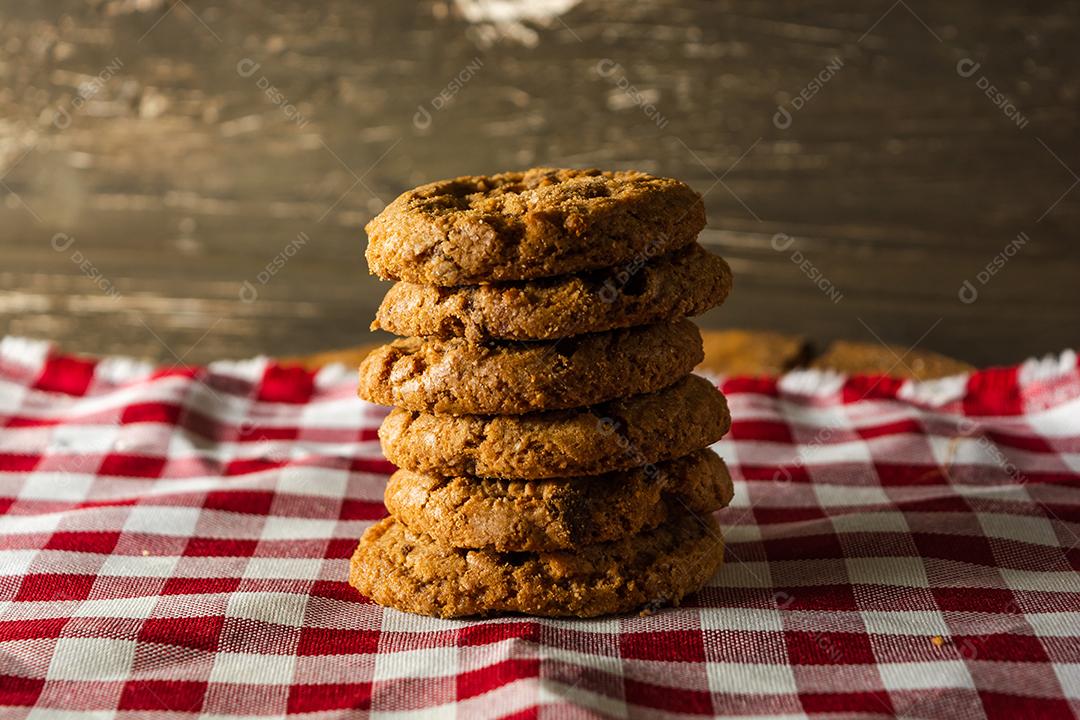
(1, 1), (1076, 365)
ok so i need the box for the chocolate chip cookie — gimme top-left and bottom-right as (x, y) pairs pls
(379, 373), (729, 479)
(372, 243), (732, 342)
(365, 168), (705, 286)
(357, 319), (703, 415)
(349, 513), (723, 618)
(385, 449), (733, 552)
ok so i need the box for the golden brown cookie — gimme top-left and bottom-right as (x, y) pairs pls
(365, 168), (705, 286)
(357, 319), (703, 415)
(372, 243), (732, 342)
(380, 373), (729, 479)
(349, 514), (723, 618)
(385, 449), (733, 552)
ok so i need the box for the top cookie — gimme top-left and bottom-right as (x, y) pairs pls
(365, 168), (706, 285)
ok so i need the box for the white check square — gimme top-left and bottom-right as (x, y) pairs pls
(846, 556), (929, 588)
(713, 560), (774, 588)
(97, 552), (179, 578)
(879, 661), (974, 690)
(1053, 663), (1080, 698)
(0, 379), (29, 417)
(242, 557), (322, 581)
(47, 637), (136, 681)
(19, 472), (94, 502)
(0, 512), (62, 536)
(0, 549), (37, 578)
(1028, 613), (1079, 637)
(226, 591), (309, 627)
(49, 424), (118, 454)
(123, 505), (200, 537)
(373, 646), (457, 681)
(259, 516), (337, 540)
(977, 512), (1060, 547)
(700, 606), (784, 633)
(0, 426), (51, 453)
(832, 510), (909, 534)
(73, 596), (158, 619)
(379, 608), (468, 634)
(276, 465), (349, 499)
(706, 661), (798, 695)
(813, 484), (890, 507)
(27, 710), (117, 720)
(860, 610), (950, 637)
(208, 651), (296, 684)
(300, 395), (365, 429)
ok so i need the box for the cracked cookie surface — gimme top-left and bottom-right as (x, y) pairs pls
(385, 449), (733, 552)
(379, 373), (729, 478)
(365, 168), (705, 285)
(349, 513), (723, 618)
(357, 319), (703, 415)
(372, 243), (732, 341)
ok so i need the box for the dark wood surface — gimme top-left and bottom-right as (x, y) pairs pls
(2, 1), (1077, 367)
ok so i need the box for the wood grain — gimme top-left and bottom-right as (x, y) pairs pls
(1, 1), (1076, 366)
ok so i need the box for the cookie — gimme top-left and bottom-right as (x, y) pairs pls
(357, 319), (703, 415)
(385, 449), (733, 552)
(349, 514), (723, 618)
(380, 373), (729, 479)
(365, 168), (705, 286)
(372, 243), (732, 342)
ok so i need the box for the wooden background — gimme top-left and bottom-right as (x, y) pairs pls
(1, 1), (1077, 367)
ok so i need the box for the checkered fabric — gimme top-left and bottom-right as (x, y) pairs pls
(1, 336), (1078, 719)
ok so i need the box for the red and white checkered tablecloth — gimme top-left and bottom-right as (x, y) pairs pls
(1, 336), (1079, 719)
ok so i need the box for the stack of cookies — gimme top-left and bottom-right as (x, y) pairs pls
(350, 168), (735, 618)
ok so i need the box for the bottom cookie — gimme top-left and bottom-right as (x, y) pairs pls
(349, 514), (723, 618)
